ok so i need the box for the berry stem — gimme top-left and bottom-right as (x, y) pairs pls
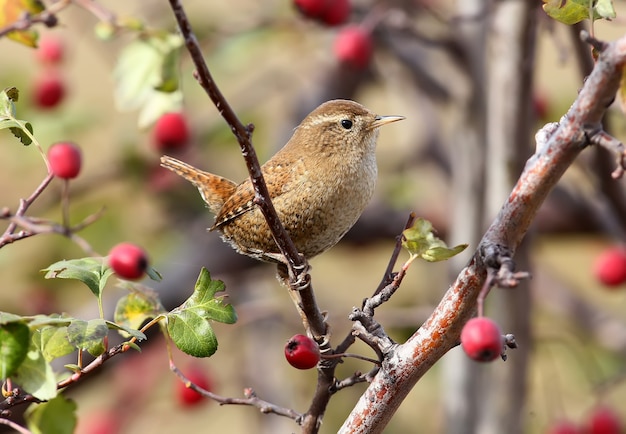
(322, 352), (381, 366)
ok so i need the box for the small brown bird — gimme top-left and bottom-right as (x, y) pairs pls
(160, 99), (403, 265)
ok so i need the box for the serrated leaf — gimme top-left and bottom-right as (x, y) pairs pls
(25, 394), (77, 434)
(166, 268), (237, 357)
(180, 268), (237, 324)
(42, 258), (113, 298)
(542, 0), (604, 24)
(0, 322), (30, 378)
(67, 319), (108, 357)
(13, 342), (57, 400)
(114, 33), (184, 129)
(36, 327), (75, 362)
(402, 218), (468, 262)
(113, 292), (161, 333)
(0, 0), (45, 47)
(167, 310), (218, 357)
(104, 320), (147, 341)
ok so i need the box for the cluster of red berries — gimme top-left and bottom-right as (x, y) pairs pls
(33, 34), (66, 109)
(294, 0), (373, 70)
(594, 246), (626, 287)
(548, 406), (623, 434)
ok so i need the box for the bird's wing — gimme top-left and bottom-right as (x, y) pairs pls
(211, 159), (304, 230)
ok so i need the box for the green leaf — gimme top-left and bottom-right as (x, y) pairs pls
(25, 394), (77, 434)
(27, 314), (73, 329)
(0, 322), (30, 378)
(594, 0), (616, 20)
(9, 121), (33, 145)
(36, 327), (75, 362)
(0, 86), (18, 117)
(13, 342), (57, 400)
(42, 258), (113, 298)
(421, 244), (469, 262)
(67, 319), (108, 357)
(542, 0), (609, 24)
(104, 320), (147, 341)
(113, 292), (162, 333)
(0, 87), (34, 145)
(402, 218), (468, 262)
(166, 268), (237, 357)
(114, 33), (184, 129)
(167, 310), (218, 358)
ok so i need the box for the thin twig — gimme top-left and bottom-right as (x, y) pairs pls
(0, 0), (71, 38)
(1, 173), (54, 247)
(170, 364), (302, 422)
(0, 417), (33, 434)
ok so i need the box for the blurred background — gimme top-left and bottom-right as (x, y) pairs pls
(1, 0), (626, 433)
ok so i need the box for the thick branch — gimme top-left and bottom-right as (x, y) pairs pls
(339, 33), (626, 434)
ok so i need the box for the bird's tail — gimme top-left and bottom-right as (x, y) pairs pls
(160, 155), (237, 215)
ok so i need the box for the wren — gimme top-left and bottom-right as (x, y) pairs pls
(160, 99), (404, 264)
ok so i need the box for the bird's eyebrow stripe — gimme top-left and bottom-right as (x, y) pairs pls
(307, 114), (350, 126)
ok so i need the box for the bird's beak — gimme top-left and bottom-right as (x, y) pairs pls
(371, 115), (405, 129)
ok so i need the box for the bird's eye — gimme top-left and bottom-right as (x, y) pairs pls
(340, 119), (353, 130)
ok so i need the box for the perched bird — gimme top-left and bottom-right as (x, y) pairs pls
(161, 99), (404, 265)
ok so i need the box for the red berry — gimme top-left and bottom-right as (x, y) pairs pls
(108, 243), (148, 280)
(294, 0), (330, 18)
(153, 112), (190, 151)
(546, 420), (580, 434)
(284, 334), (320, 369)
(593, 247), (626, 287)
(36, 35), (64, 64)
(32, 71), (65, 109)
(176, 365), (212, 407)
(48, 142), (82, 179)
(585, 406), (622, 434)
(320, 0), (350, 25)
(460, 317), (504, 362)
(333, 26), (373, 69)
